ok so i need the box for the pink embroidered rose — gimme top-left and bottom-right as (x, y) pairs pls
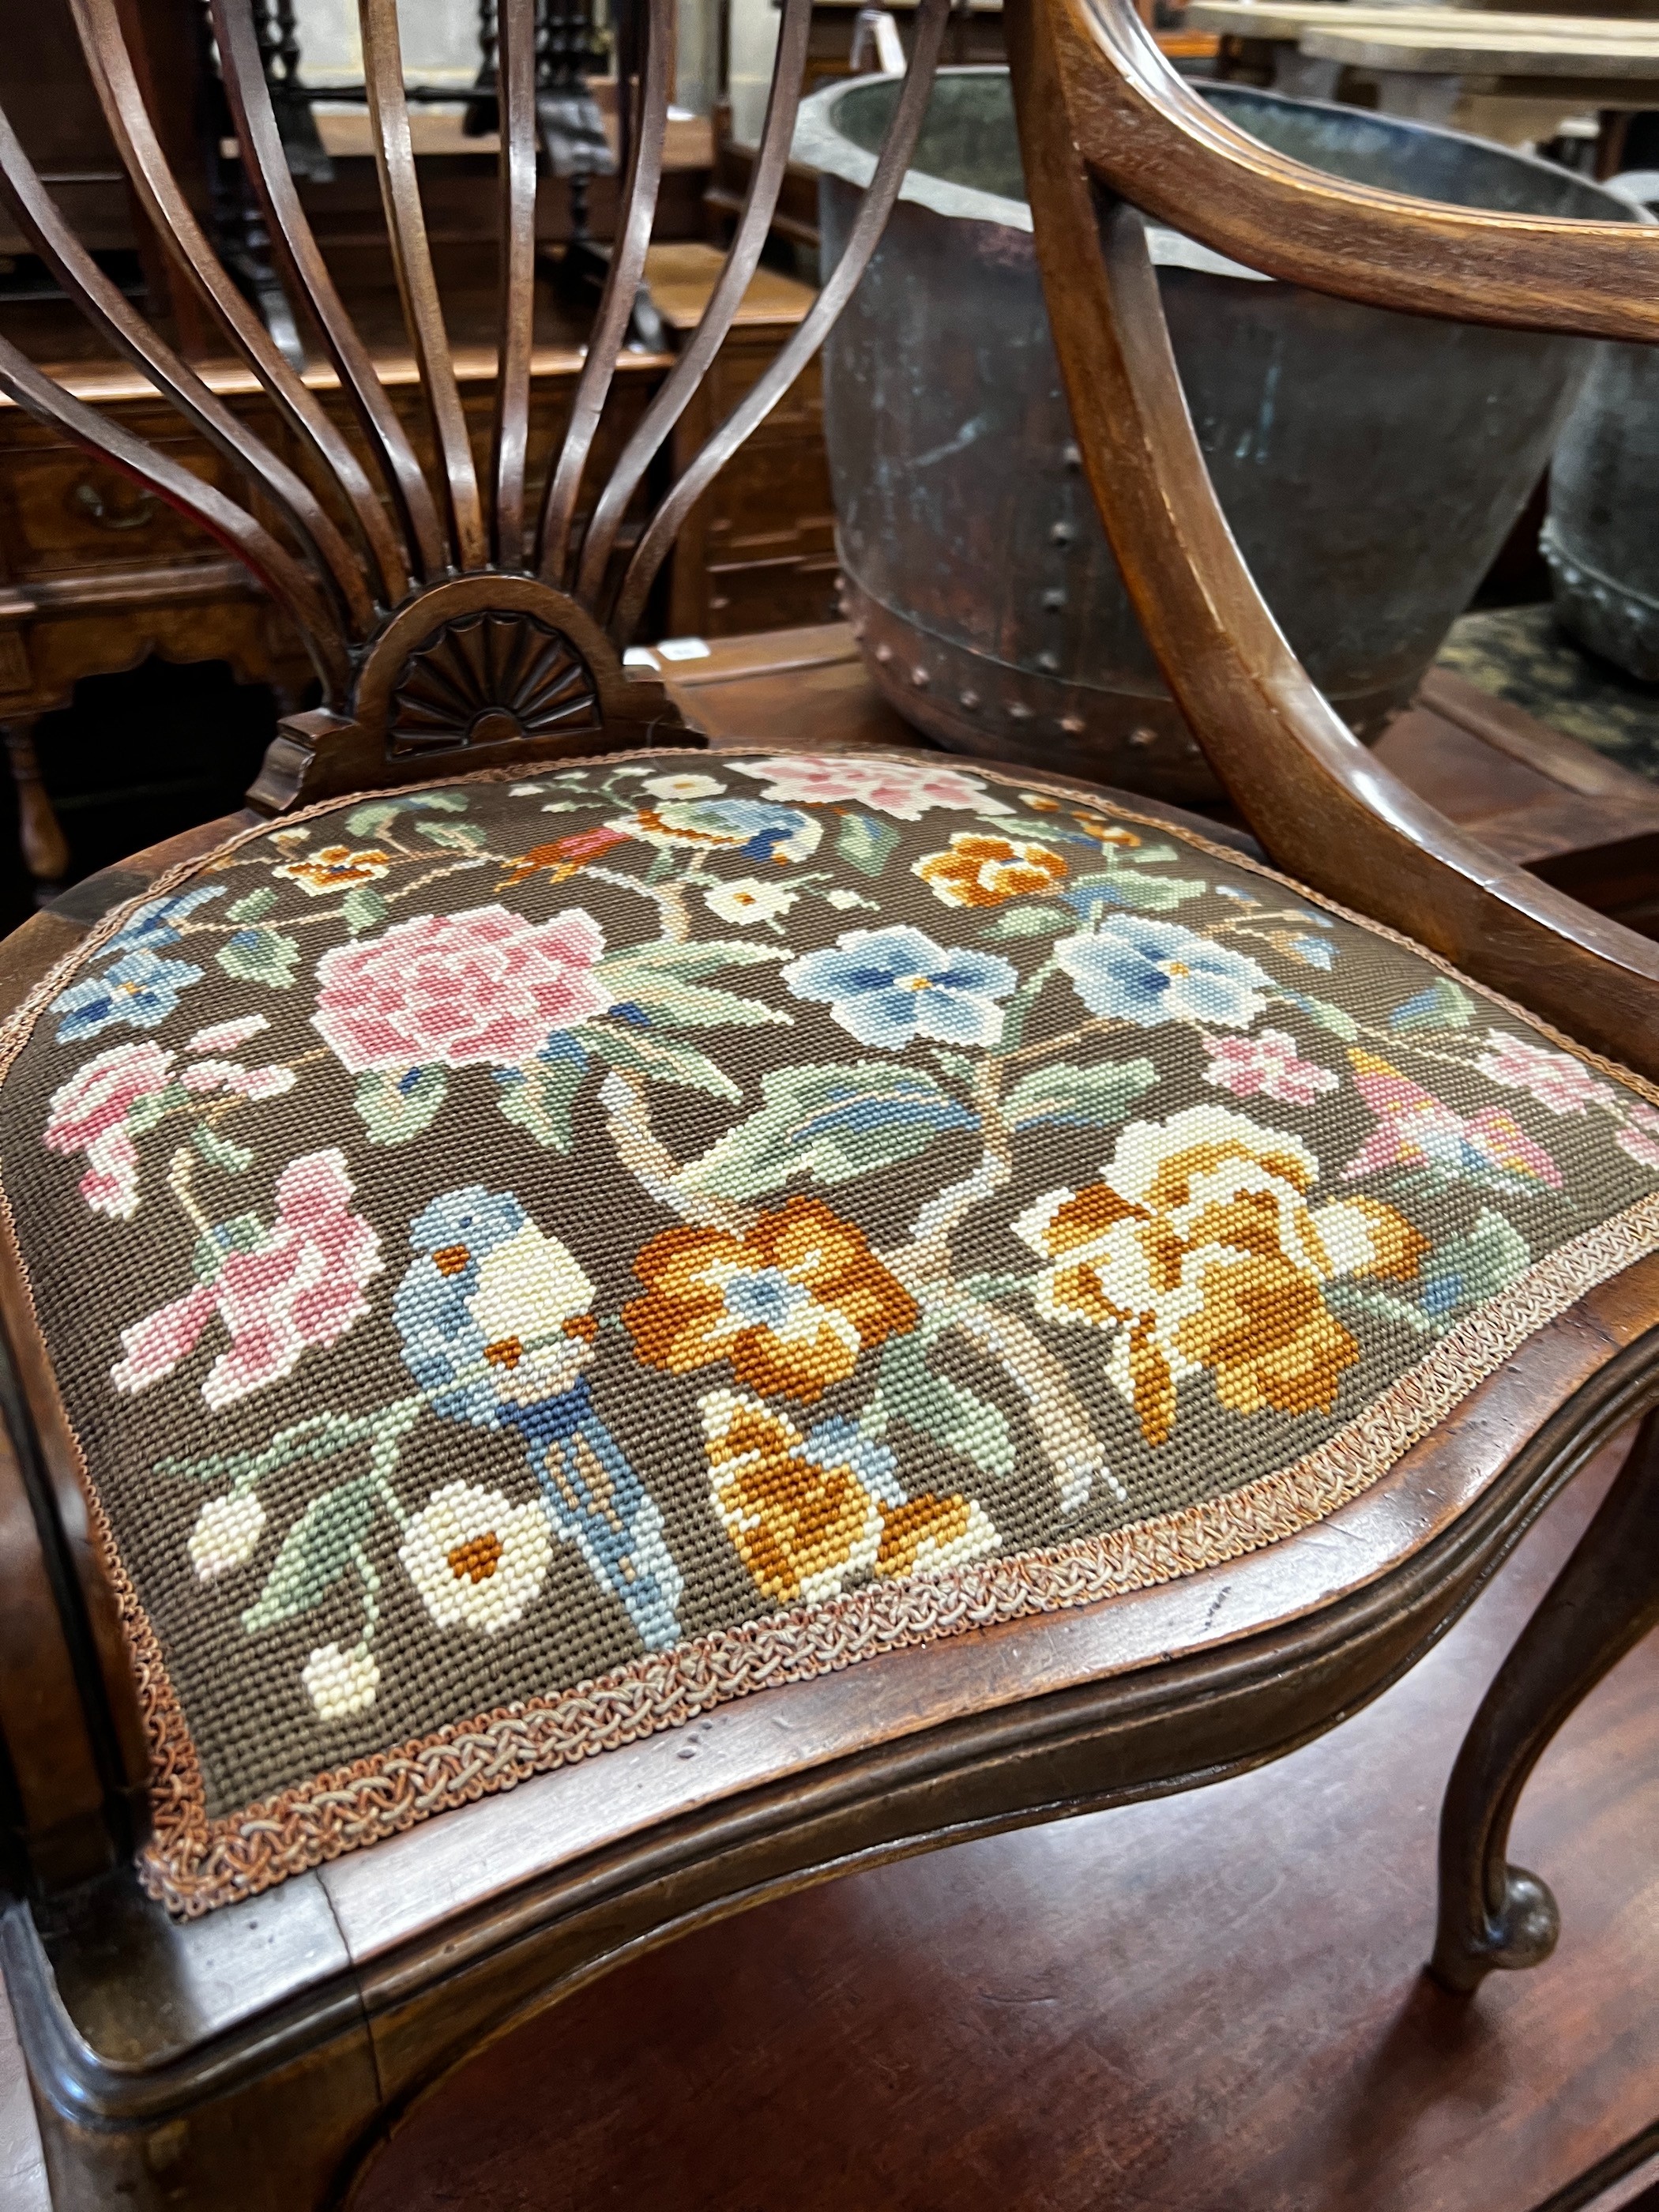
(1616, 1100), (1659, 1170)
(111, 1149), (382, 1408)
(1202, 1029), (1338, 1108)
(731, 754), (1010, 821)
(187, 1014), (271, 1055)
(43, 1039), (174, 1219)
(1474, 1029), (1618, 1117)
(310, 905), (610, 1074)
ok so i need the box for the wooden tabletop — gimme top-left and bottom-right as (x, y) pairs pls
(1191, 0), (1659, 71)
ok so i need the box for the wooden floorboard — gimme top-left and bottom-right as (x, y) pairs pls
(348, 1432), (1659, 2212)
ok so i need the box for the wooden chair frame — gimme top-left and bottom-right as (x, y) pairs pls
(3, 0), (1659, 2202)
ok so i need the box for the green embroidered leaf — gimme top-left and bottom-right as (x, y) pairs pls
(880, 1334), (1015, 1477)
(599, 942), (789, 1030)
(1284, 990), (1359, 1042)
(616, 977), (789, 1031)
(1419, 1207), (1529, 1321)
(226, 886), (278, 924)
(192, 1124), (253, 1175)
(353, 1066), (448, 1146)
(683, 1063), (976, 1197)
(977, 904), (1071, 940)
(342, 883), (388, 935)
(216, 927), (301, 988)
(126, 1080), (188, 1136)
(497, 1055), (586, 1149)
(242, 1477), (378, 1634)
(345, 789), (468, 837)
(929, 1048), (979, 1086)
(644, 851), (675, 885)
(604, 939), (785, 980)
(1005, 1055), (1157, 1130)
(416, 818), (488, 852)
(1123, 842), (1180, 867)
(583, 1022), (741, 1100)
(837, 812), (901, 878)
(1068, 871), (1207, 913)
(1390, 977), (1476, 1033)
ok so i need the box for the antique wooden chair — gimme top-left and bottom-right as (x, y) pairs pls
(4, 0), (1659, 2203)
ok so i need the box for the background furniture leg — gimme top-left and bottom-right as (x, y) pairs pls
(3, 723), (70, 908)
(1431, 1403), (1659, 1992)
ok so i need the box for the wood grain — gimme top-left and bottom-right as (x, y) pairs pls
(1059, 0), (1659, 342)
(488, 0), (537, 574)
(360, 0), (487, 572)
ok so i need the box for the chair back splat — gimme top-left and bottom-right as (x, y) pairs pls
(0, 0), (949, 811)
(1006, 0), (1659, 1080)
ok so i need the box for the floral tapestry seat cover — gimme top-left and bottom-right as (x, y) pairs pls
(6, 749), (1659, 1916)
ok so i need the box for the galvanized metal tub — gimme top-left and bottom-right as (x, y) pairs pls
(796, 70), (1634, 802)
(1543, 177), (1659, 680)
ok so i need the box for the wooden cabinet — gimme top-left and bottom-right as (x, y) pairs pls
(0, 244), (835, 898)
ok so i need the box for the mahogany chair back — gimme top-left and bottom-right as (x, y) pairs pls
(0, 0), (947, 812)
(1006, 0), (1659, 1084)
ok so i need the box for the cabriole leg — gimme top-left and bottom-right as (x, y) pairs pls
(1431, 1405), (1659, 1992)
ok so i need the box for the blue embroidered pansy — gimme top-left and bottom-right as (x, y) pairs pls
(103, 885), (225, 956)
(782, 924), (1018, 1049)
(50, 950), (205, 1045)
(1055, 917), (1270, 1031)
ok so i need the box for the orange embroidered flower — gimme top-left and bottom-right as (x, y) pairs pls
(700, 1390), (997, 1604)
(498, 823), (631, 888)
(913, 833), (1068, 910)
(1074, 815), (1141, 850)
(273, 845), (393, 897)
(1017, 1104), (1428, 1444)
(626, 1195), (918, 1401)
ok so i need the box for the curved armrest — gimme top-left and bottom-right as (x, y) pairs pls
(1008, 0), (1659, 1082)
(1054, 0), (1659, 341)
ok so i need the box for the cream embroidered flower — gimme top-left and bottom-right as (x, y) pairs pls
(301, 1641), (380, 1721)
(642, 771), (725, 800)
(186, 1492), (265, 1580)
(703, 877), (799, 926)
(399, 1480), (554, 1634)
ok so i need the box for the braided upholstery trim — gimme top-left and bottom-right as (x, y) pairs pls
(129, 1194), (1659, 1914)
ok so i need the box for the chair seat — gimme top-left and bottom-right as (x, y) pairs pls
(4, 745), (1658, 1918)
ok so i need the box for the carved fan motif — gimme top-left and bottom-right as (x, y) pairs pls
(386, 611), (602, 758)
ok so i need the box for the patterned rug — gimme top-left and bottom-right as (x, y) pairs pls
(1437, 604), (1659, 781)
(4, 748), (1659, 1915)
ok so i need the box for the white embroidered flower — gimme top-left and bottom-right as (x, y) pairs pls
(186, 1492), (265, 1580)
(400, 1481), (554, 1635)
(703, 877), (799, 926)
(643, 771), (725, 800)
(824, 886), (873, 911)
(302, 1641), (380, 1721)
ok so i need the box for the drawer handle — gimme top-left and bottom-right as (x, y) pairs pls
(73, 480), (160, 531)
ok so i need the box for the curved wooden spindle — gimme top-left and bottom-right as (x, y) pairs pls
(577, 0), (814, 606)
(212, 0), (442, 592)
(611, 0), (950, 641)
(537, 0), (674, 591)
(491, 0), (538, 570)
(66, 0), (393, 630)
(361, 0), (487, 574)
(0, 337), (350, 700)
(1063, 0), (1659, 341)
(0, 101), (371, 646)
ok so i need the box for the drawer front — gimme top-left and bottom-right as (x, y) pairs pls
(0, 440), (231, 576)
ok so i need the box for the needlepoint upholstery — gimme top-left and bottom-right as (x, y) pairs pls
(5, 749), (1659, 1916)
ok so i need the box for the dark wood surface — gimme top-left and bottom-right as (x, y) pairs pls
(344, 1428), (1659, 2212)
